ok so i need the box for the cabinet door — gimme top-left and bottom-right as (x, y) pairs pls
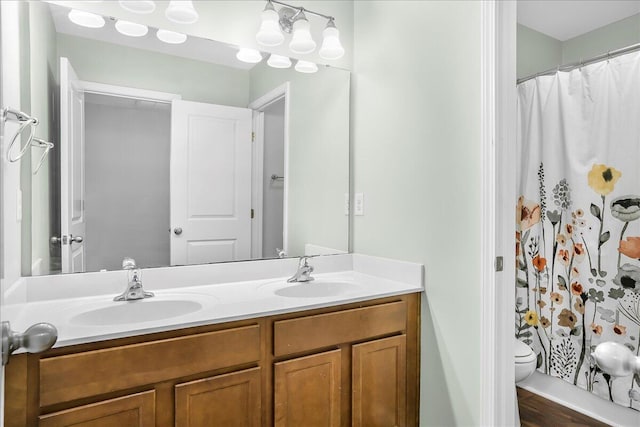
(352, 335), (407, 427)
(274, 349), (341, 427)
(175, 367), (261, 427)
(38, 390), (155, 427)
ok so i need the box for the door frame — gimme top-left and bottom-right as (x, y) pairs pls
(248, 83), (290, 259)
(480, 1), (517, 426)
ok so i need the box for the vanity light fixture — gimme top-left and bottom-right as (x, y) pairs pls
(236, 48), (263, 64)
(256, 0), (344, 60)
(119, 0), (156, 14)
(289, 12), (316, 54)
(256, 1), (284, 46)
(68, 9), (105, 29)
(267, 54), (292, 69)
(156, 29), (187, 44)
(165, 0), (199, 25)
(115, 20), (149, 37)
(318, 19), (344, 60)
(294, 60), (318, 74)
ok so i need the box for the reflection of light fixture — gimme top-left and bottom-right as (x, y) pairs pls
(267, 54), (291, 68)
(256, 1), (284, 46)
(319, 19), (344, 60)
(165, 0), (199, 24)
(68, 9), (105, 28)
(119, 1), (156, 14)
(295, 60), (318, 73)
(236, 48), (263, 64)
(256, 0), (344, 60)
(115, 20), (148, 37)
(289, 13), (315, 54)
(156, 29), (187, 44)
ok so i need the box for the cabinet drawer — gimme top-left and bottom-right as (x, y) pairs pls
(274, 301), (406, 356)
(40, 325), (261, 407)
(39, 390), (155, 427)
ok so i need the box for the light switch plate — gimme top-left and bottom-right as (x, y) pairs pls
(344, 193), (350, 215)
(354, 193), (364, 216)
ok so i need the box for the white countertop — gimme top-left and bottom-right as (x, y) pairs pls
(4, 254), (424, 349)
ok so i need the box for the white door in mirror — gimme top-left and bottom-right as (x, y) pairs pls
(60, 57), (86, 273)
(170, 100), (252, 265)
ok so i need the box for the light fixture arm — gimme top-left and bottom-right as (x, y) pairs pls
(270, 0), (335, 22)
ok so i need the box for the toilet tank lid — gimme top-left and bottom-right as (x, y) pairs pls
(515, 339), (535, 358)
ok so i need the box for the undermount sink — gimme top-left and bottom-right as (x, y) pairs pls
(70, 294), (212, 326)
(260, 278), (363, 298)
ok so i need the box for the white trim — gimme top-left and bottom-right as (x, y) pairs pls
(251, 111), (265, 259)
(480, 1), (498, 424)
(481, 1), (518, 426)
(79, 81), (181, 103)
(248, 83), (290, 257)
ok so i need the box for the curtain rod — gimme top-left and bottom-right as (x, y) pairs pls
(517, 42), (640, 85)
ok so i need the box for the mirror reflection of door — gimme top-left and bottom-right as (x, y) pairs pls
(58, 59), (255, 271)
(59, 58), (86, 273)
(261, 98), (285, 259)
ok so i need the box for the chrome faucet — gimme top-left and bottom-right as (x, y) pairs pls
(287, 256), (315, 283)
(114, 257), (154, 301)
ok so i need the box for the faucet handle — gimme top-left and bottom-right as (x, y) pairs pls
(122, 257), (137, 270)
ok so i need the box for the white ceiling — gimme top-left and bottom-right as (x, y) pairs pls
(49, 3), (255, 71)
(517, 0), (640, 41)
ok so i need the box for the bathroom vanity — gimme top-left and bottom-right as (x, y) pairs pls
(3, 254), (423, 426)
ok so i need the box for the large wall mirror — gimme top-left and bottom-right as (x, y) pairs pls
(17, 1), (350, 276)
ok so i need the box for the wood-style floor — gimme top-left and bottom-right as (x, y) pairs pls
(517, 387), (611, 427)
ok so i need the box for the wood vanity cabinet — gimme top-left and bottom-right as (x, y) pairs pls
(5, 293), (419, 427)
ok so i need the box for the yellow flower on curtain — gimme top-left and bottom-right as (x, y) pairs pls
(587, 164), (622, 196)
(524, 310), (539, 326)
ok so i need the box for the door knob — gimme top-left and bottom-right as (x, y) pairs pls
(1, 321), (58, 365)
(174, 227), (183, 235)
(50, 235), (83, 245)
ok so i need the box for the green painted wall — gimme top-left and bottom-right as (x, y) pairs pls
(517, 24), (562, 80)
(518, 13), (640, 79)
(352, 1), (482, 425)
(28, 1), (59, 275)
(562, 13), (640, 63)
(57, 34), (250, 107)
(249, 63), (350, 256)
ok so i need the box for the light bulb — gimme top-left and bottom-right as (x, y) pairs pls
(68, 9), (105, 28)
(289, 16), (316, 54)
(165, 0), (199, 24)
(156, 29), (187, 44)
(267, 54), (292, 69)
(256, 2), (284, 46)
(119, 1), (156, 14)
(319, 21), (344, 60)
(236, 48), (263, 64)
(115, 20), (148, 37)
(295, 60), (318, 73)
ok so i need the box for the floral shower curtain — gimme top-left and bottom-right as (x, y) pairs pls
(516, 49), (640, 410)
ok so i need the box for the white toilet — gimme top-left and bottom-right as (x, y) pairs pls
(514, 338), (537, 425)
(515, 338), (536, 382)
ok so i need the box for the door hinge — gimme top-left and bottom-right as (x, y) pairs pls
(251, 208), (254, 219)
(495, 256), (504, 272)
(251, 132), (255, 142)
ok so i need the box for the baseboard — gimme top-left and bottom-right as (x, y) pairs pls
(519, 371), (638, 426)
